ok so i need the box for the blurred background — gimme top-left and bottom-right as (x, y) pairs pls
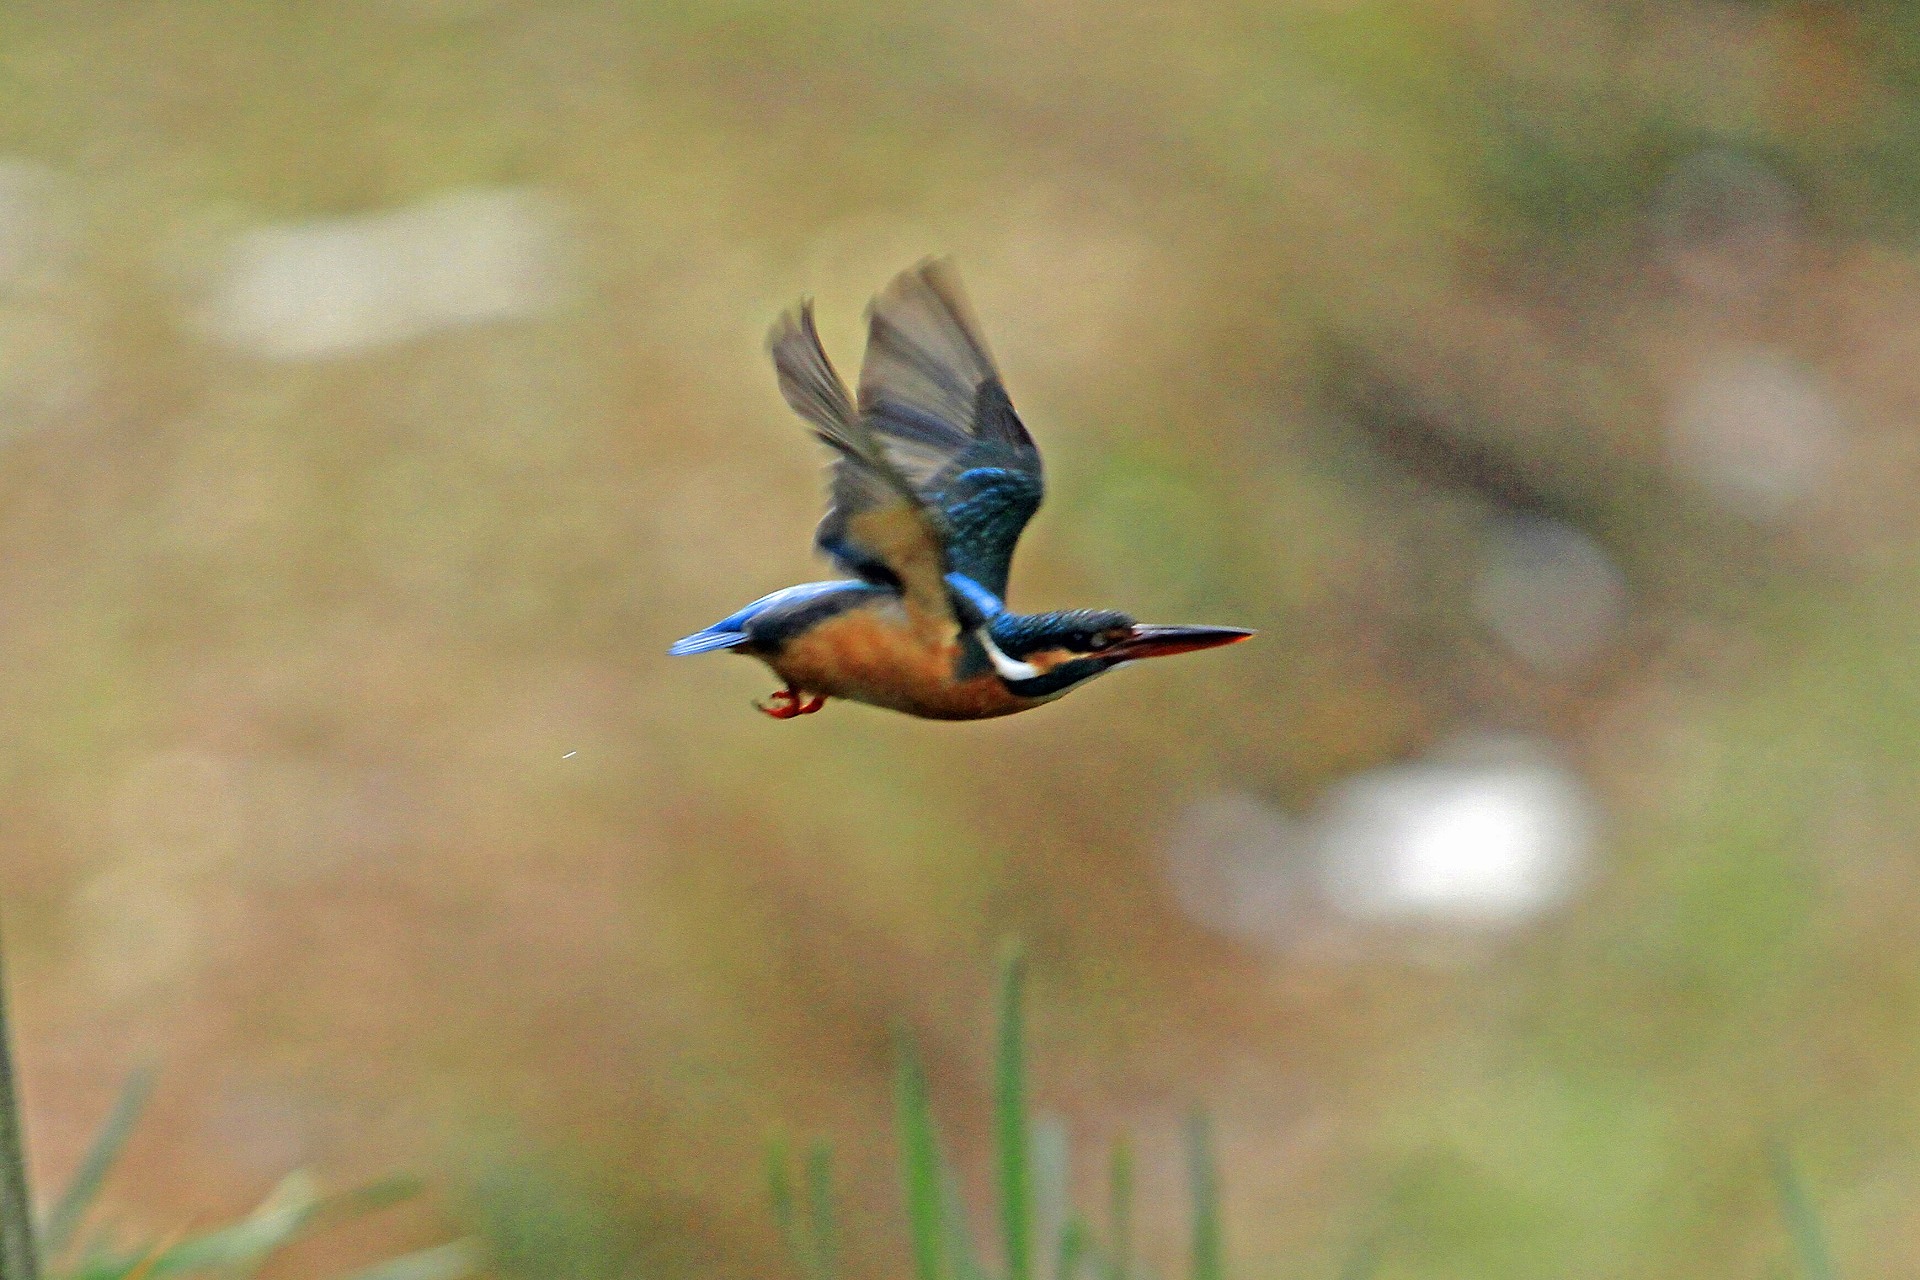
(3, 0), (1920, 1276)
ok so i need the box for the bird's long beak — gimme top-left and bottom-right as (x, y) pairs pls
(1109, 624), (1255, 661)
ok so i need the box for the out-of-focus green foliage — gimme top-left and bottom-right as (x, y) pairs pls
(773, 956), (1232, 1280)
(36, 1070), (477, 1280)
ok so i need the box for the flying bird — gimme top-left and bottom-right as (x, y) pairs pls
(670, 260), (1252, 720)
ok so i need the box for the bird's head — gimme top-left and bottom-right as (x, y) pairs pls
(976, 609), (1253, 700)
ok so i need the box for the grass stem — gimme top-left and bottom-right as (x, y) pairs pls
(996, 947), (1031, 1280)
(0, 923), (40, 1280)
(1770, 1143), (1836, 1280)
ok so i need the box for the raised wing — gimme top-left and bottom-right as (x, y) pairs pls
(858, 260), (1044, 598)
(768, 303), (955, 637)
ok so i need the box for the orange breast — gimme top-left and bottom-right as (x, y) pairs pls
(764, 607), (1039, 720)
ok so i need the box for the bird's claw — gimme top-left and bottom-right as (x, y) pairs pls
(756, 686), (828, 719)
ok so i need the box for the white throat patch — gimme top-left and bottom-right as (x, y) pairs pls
(975, 628), (1041, 682)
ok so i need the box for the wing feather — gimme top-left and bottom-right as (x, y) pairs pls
(857, 260), (1044, 595)
(768, 302), (955, 637)
(766, 261), (1047, 641)
(769, 302), (857, 437)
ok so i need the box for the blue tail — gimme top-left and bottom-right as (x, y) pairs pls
(668, 628), (750, 656)
(669, 581), (871, 657)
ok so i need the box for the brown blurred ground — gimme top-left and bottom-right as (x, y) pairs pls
(5, 2), (1920, 1277)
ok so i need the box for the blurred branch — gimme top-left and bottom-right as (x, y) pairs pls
(1319, 338), (1793, 602)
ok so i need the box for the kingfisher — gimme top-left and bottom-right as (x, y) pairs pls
(670, 260), (1252, 720)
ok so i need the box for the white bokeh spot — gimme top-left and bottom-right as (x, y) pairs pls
(1314, 733), (1594, 929)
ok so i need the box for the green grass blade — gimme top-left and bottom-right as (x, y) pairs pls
(767, 1136), (805, 1277)
(336, 1239), (486, 1280)
(938, 1151), (986, 1280)
(41, 1065), (156, 1260)
(1031, 1115), (1068, 1280)
(1185, 1113), (1223, 1280)
(1770, 1143), (1836, 1280)
(128, 1170), (327, 1277)
(1335, 1224), (1385, 1280)
(997, 946), (1032, 1280)
(312, 1173), (424, 1223)
(894, 1030), (946, 1280)
(1107, 1138), (1132, 1280)
(71, 1172), (423, 1280)
(0, 927), (41, 1280)
(1055, 1218), (1092, 1280)
(806, 1141), (838, 1280)
(1333, 1184), (1395, 1280)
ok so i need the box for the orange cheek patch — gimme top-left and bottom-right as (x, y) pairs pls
(1024, 648), (1075, 674)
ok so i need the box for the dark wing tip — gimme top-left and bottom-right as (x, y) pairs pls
(877, 256), (969, 316)
(765, 295), (822, 363)
(865, 255), (948, 314)
(865, 257), (998, 374)
(913, 257), (983, 332)
(769, 296), (856, 434)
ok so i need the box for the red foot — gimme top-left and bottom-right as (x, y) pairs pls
(756, 686), (828, 719)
